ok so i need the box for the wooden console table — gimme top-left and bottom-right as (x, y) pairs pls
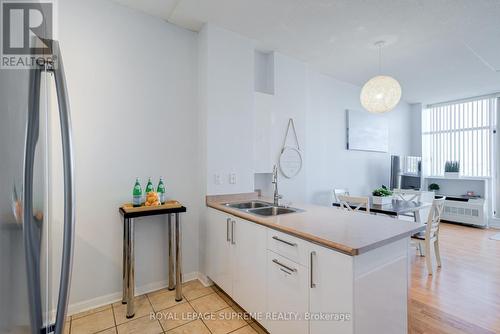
(119, 204), (187, 318)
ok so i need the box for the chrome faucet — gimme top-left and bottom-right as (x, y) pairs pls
(272, 165), (282, 206)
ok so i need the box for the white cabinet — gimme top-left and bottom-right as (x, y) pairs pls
(206, 209), (267, 315)
(206, 208), (233, 295)
(353, 239), (408, 334)
(266, 251), (309, 334)
(233, 217), (267, 315)
(265, 233), (354, 334)
(309, 244), (354, 334)
(205, 208), (409, 334)
(309, 240), (408, 334)
(267, 229), (309, 266)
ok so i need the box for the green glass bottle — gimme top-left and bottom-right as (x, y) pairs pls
(132, 177), (143, 207)
(157, 177), (166, 204)
(145, 177), (155, 194)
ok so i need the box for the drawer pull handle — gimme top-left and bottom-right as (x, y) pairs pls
(272, 259), (297, 273)
(310, 251), (317, 288)
(231, 220), (236, 245)
(272, 236), (297, 247)
(226, 218), (231, 242)
(280, 268), (292, 275)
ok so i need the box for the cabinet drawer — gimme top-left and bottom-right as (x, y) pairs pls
(267, 229), (309, 267)
(266, 251), (309, 334)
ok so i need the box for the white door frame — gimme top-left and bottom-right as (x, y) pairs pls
(494, 97), (500, 221)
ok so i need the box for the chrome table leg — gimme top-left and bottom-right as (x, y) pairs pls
(168, 214), (175, 290)
(126, 218), (135, 318)
(414, 210), (421, 223)
(175, 213), (182, 302)
(122, 218), (128, 304)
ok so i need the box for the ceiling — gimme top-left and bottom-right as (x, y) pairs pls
(113, 0), (500, 104)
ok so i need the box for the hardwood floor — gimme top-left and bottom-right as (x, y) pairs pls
(409, 223), (500, 334)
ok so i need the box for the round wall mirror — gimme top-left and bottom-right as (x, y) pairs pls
(279, 147), (302, 178)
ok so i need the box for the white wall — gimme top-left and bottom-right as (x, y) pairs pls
(409, 103), (423, 156)
(197, 24), (414, 209)
(197, 23), (257, 278)
(306, 70), (413, 206)
(252, 51), (413, 206)
(270, 54), (308, 204)
(57, 0), (200, 312)
(253, 53), (308, 204)
(199, 24), (255, 195)
(47, 10), (416, 312)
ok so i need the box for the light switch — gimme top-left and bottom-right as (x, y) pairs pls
(214, 173), (223, 185)
(229, 173), (237, 184)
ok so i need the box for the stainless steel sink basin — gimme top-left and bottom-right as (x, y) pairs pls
(247, 206), (300, 216)
(225, 201), (273, 209)
(224, 200), (304, 217)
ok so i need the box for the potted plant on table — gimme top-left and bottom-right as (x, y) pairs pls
(372, 185), (393, 205)
(428, 183), (440, 192)
(444, 161), (460, 178)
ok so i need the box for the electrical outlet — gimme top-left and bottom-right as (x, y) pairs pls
(214, 173), (223, 185)
(229, 173), (237, 184)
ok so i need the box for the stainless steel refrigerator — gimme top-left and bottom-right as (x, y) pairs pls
(390, 155), (422, 190)
(0, 41), (75, 334)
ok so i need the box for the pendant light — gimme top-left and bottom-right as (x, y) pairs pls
(360, 41), (402, 113)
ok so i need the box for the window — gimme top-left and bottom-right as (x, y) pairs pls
(422, 97), (497, 177)
(402, 156), (421, 175)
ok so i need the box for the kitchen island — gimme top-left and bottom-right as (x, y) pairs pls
(204, 193), (424, 334)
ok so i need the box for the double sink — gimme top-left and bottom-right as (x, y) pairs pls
(224, 200), (303, 217)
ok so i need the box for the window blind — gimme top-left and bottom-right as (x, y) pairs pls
(422, 98), (497, 177)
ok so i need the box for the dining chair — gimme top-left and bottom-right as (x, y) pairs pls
(415, 191), (435, 224)
(393, 189), (431, 222)
(411, 197), (446, 275)
(338, 195), (370, 213)
(332, 188), (349, 203)
(393, 188), (421, 202)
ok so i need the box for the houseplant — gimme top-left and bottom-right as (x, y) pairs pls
(372, 185), (393, 205)
(444, 161), (460, 178)
(428, 183), (440, 192)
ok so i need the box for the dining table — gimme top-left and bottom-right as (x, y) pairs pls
(332, 198), (431, 222)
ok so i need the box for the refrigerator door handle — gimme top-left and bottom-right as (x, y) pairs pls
(24, 66), (43, 333)
(52, 41), (76, 334)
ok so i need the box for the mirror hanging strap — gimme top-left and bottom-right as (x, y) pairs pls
(281, 118), (301, 152)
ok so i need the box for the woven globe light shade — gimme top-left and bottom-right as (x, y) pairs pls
(360, 75), (402, 113)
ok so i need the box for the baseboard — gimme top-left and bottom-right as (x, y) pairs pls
(67, 291), (123, 316)
(197, 272), (213, 287)
(67, 271), (208, 316)
(489, 217), (500, 229)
